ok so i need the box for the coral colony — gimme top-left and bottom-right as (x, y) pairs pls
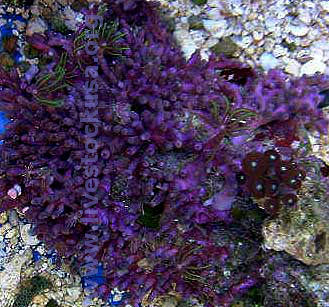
(0, 0), (329, 306)
(238, 150), (306, 215)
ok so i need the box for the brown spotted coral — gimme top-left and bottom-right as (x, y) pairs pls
(239, 149), (305, 215)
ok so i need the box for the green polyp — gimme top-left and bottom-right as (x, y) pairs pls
(71, 0), (89, 11)
(231, 207), (244, 220)
(0, 52), (14, 71)
(45, 299), (59, 307)
(137, 203), (164, 229)
(34, 96), (64, 107)
(2, 0), (32, 7)
(191, 0), (207, 6)
(23, 44), (40, 59)
(211, 37), (239, 58)
(51, 17), (70, 35)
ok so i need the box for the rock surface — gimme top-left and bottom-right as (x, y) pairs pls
(263, 165), (329, 266)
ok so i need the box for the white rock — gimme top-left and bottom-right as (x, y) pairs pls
(288, 23), (309, 37)
(203, 36), (219, 49)
(36, 245), (45, 254)
(202, 19), (228, 38)
(269, 23), (280, 35)
(323, 14), (329, 25)
(304, 1), (316, 9)
(207, 0), (224, 8)
(276, 9), (288, 19)
(180, 16), (189, 24)
(230, 0), (242, 4)
(13, 184), (22, 196)
(309, 48), (324, 61)
(247, 12), (258, 21)
(273, 45), (288, 57)
(320, 1), (329, 12)
(230, 4), (244, 16)
(182, 41), (198, 59)
(264, 16), (279, 30)
(5, 228), (17, 239)
(6, 6), (14, 13)
(206, 7), (222, 19)
(263, 38), (276, 52)
(174, 28), (198, 59)
(66, 287), (82, 302)
(190, 30), (207, 48)
(259, 52), (280, 70)
(300, 59), (326, 75)
(297, 49), (311, 58)
(284, 59), (301, 76)
(176, 20), (189, 31)
(245, 47), (255, 56)
(173, 26), (189, 41)
(0, 251), (30, 290)
(233, 35), (253, 49)
(20, 224), (39, 246)
(190, 5), (202, 16)
(0, 18), (6, 27)
(231, 24), (242, 35)
(252, 30), (264, 41)
(313, 40), (329, 51)
(324, 51), (329, 62)
(199, 49), (210, 60)
(284, 34), (296, 44)
(308, 28), (322, 40)
(244, 21), (256, 32)
(62, 7), (83, 31)
(26, 17), (47, 37)
(298, 9), (312, 25)
(8, 210), (19, 226)
(113, 293), (123, 302)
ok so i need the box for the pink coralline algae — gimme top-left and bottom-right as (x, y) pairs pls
(0, 0), (328, 305)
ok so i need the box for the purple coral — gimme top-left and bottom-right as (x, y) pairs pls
(0, 0), (328, 305)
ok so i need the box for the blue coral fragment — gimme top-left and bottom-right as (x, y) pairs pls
(81, 264), (105, 289)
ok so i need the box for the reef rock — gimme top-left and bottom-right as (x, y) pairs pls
(262, 170), (329, 266)
(0, 249), (31, 291)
